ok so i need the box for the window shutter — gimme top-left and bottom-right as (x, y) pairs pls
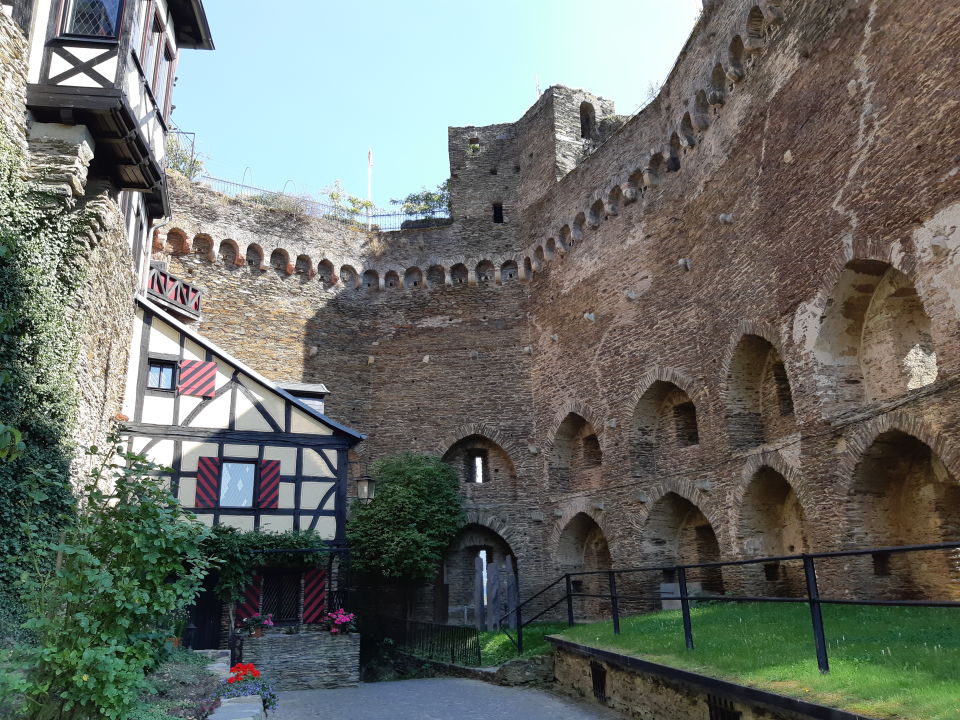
(258, 459), (281, 509)
(235, 574), (262, 625)
(177, 360), (217, 398)
(195, 456), (221, 508)
(302, 568), (327, 623)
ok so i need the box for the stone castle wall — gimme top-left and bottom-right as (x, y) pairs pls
(159, 0), (960, 606)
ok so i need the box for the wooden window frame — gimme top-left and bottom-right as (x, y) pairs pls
(58, 0), (127, 41)
(144, 353), (178, 395)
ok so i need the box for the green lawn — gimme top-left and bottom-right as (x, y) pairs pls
(551, 604), (960, 720)
(478, 622), (569, 666)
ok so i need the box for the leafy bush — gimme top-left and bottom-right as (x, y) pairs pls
(12, 437), (212, 720)
(390, 179), (450, 215)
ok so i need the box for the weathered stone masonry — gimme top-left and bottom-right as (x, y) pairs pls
(159, 0), (960, 610)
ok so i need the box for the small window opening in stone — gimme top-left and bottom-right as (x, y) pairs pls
(872, 552), (892, 577)
(763, 562), (782, 581)
(513, 165), (521, 173)
(478, 549), (488, 604)
(570, 579), (585, 593)
(673, 402), (699, 446)
(468, 137), (481, 154)
(492, 203), (504, 224)
(772, 362), (794, 416)
(490, 168), (498, 175)
(662, 568), (676, 583)
(579, 101), (596, 139)
(466, 449), (488, 484)
(473, 455), (483, 483)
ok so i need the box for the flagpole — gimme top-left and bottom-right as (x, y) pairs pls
(367, 148), (374, 231)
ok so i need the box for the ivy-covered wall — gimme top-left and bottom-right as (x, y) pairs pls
(0, 12), (136, 597)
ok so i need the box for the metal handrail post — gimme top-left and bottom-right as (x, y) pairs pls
(516, 605), (523, 654)
(677, 566), (694, 650)
(608, 571), (621, 635)
(565, 574), (575, 626)
(803, 554), (830, 673)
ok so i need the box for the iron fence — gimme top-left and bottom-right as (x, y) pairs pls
(500, 540), (960, 673)
(365, 615), (481, 667)
(197, 176), (451, 233)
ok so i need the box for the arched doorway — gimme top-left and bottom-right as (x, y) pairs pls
(557, 513), (612, 620)
(439, 524), (516, 626)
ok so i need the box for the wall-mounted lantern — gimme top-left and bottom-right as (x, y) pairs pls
(357, 475), (375, 503)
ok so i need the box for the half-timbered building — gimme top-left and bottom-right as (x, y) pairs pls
(121, 296), (365, 646)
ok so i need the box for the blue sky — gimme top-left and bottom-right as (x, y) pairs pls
(172, 1), (701, 210)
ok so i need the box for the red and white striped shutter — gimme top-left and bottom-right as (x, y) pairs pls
(177, 360), (217, 398)
(236, 574), (262, 626)
(258, 460), (281, 509)
(302, 569), (327, 623)
(195, 457), (221, 508)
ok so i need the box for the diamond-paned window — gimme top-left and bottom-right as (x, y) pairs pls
(63, 0), (123, 38)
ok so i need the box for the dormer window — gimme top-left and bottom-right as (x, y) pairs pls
(62, 0), (123, 38)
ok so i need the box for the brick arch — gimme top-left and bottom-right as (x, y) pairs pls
(216, 238), (243, 267)
(634, 479), (723, 537)
(435, 423), (523, 465)
(461, 509), (521, 551)
(717, 320), (787, 385)
(543, 400), (605, 455)
(837, 411), (960, 492)
(548, 497), (613, 552)
(729, 450), (811, 548)
(622, 365), (705, 420)
(164, 227), (189, 253)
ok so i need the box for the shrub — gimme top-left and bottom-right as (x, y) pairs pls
(13, 436), (212, 720)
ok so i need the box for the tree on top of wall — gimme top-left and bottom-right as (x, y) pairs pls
(347, 453), (464, 613)
(390, 180), (450, 216)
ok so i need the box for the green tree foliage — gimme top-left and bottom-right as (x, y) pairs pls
(390, 179), (451, 215)
(347, 453), (465, 584)
(325, 179), (374, 219)
(11, 438), (211, 720)
(164, 132), (206, 180)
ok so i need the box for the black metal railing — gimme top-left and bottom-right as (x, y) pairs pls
(365, 615), (481, 667)
(500, 540), (960, 673)
(147, 265), (202, 317)
(199, 176), (452, 233)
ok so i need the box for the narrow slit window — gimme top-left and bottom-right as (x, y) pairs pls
(492, 203), (504, 224)
(146, 361), (176, 390)
(466, 450), (488, 483)
(220, 462), (256, 508)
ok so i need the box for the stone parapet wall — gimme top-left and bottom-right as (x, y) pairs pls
(242, 631), (360, 690)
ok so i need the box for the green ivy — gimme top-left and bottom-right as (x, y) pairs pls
(0, 133), (104, 619)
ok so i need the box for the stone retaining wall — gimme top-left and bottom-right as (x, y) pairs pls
(242, 631), (360, 690)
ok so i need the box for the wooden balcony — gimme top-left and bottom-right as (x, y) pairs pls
(147, 265), (201, 319)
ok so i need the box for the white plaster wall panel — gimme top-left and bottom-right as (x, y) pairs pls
(214, 357), (232, 388)
(300, 481), (334, 509)
(259, 515), (294, 532)
(131, 435), (151, 454)
(178, 394), (203, 424)
(291, 408), (333, 435)
(223, 444), (259, 458)
(311, 516), (337, 539)
(150, 438), (175, 468)
(120, 311), (145, 418)
(240, 376), (285, 428)
(149, 320), (181, 356)
(323, 493), (336, 511)
(235, 390), (273, 432)
(278, 483), (295, 509)
(178, 476), (197, 506)
(263, 445), (297, 475)
(322, 449), (338, 470)
(183, 338), (205, 361)
(181, 441), (219, 471)
(303, 449), (335, 478)
(195, 513), (214, 527)
(26, 0), (53, 82)
(221, 516), (255, 531)
(187, 392), (230, 429)
(141, 394), (175, 425)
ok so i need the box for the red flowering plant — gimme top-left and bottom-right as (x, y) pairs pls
(217, 663), (278, 712)
(227, 663), (261, 684)
(324, 608), (357, 634)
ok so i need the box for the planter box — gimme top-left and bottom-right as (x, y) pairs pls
(243, 631), (359, 690)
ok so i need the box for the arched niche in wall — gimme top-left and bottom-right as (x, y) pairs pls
(728, 35), (746, 81)
(317, 259), (335, 287)
(550, 413), (602, 492)
(641, 493), (724, 597)
(426, 265), (446, 288)
(736, 466), (807, 596)
(193, 233), (213, 259)
(339, 265), (359, 289)
(450, 263), (468, 286)
(556, 513), (611, 620)
(588, 198), (605, 227)
(846, 430), (959, 601)
(607, 186), (624, 216)
(384, 270), (400, 289)
(631, 381), (699, 476)
(404, 267), (423, 289)
(442, 434), (517, 490)
(814, 260), (937, 410)
(501, 260), (518, 283)
(245, 244), (264, 273)
(725, 334), (795, 450)
(534, 246), (545, 264)
(294, 254), (313, 280)
(545, 238), (558, 259)
(709, 63), (726, 105)
(166, 228), (187, 254)
(476, 260), (495, 284)
(439, 524), (516, 626)
(217, 239), (239, 268)
(269, 248), (289, 275)
(579, 101), (596, 140)
(362, 269), (379, 290)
